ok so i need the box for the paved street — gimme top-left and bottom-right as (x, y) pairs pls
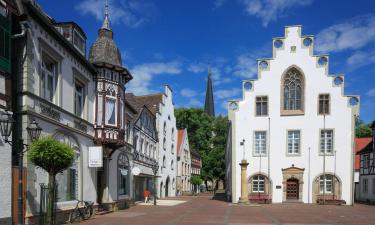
(79, 195), (375, 225)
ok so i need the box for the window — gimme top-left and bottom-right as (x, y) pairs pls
(172, 128), (175, 141)
(171, 160), (174, 170)
(56, 151), (79, 201)
(282, 68), (304, 111)
(319, 175), (333, 194)
(41, 51), (58, 102)
(256, 96), (268, 116)
(74, 80), (85, 117)
(118, 154), (129, 196)
(97, 95), (103, 125)
(319, 94), (330, 115)
(120, 100), (124, 128)
(363, 154), (369, 169)
(363, 179), (368, 193)
(252, 175), (265, 192)
(163, 137), (166, 150)
(287, 130), (300, 155)
(320, 130), (334, 154)
(145, 142), (149, 157)
(0, 13), (11, 73)
(125, 121), (131, 142)
(140, 138), (144, 154)
(163, 121), (167, 135)
(254, 131), (267, 156)
(163, 156), (166, 168)
(134, 135), (138, 151)
(105, 96), (117, 125)
(73, 30), (85, 54)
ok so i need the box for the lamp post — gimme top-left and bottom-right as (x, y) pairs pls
(151, 161), (159, 206)
(0, 111), (42, 225)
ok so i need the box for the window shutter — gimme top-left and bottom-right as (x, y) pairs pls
(0, 14), (10, 73)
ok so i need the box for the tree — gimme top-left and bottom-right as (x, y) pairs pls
(28, 136), (75, 225)
(355, 118), (372, 138)
(175, 108), (228, 191)
(190, 176), (203, 193)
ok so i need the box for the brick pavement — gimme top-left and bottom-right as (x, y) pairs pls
(77, 195), (375, 225)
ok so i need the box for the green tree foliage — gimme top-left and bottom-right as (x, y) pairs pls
(190, 176), (203, 186)
(29, 136), (75, 224)
(175, 108), (228, 189)
(355, 118), (372, 138)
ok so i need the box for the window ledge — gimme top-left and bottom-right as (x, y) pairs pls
(286, 154), (301, 157)
(319, 153), (334, 156)
(281, 110), (304, 116)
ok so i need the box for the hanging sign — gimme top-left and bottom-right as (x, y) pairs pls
(88, 146), (103, 167)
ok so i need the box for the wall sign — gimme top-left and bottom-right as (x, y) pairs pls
(276, 185), (282, 189)
(88, 146), (103, 167)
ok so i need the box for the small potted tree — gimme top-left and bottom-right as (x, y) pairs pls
(190, 176), (203, 195)
(28, 136), (75, 225)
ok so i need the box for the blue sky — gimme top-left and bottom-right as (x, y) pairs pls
(38, 0), (375, 123)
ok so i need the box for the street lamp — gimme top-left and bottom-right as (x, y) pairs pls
(151, 161), (159, 206)
(0, 110), (42, 225)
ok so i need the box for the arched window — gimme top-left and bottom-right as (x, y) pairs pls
(54, 131), (80, 202)
(319, 174), (333, 194)
(282, 67), (304, 112)
(163, 137), (166, 150)
(118, 153), (130, 196)
(163, 121), (167, 135)
(252, 175), (265, 193)
(171, 160), (174, 170)
(171, 144), (174, 154)
(163, 156), (166, 168)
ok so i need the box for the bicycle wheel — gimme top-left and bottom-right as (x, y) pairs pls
(69, 208), (80, 223)
(83, 206), (92, 220)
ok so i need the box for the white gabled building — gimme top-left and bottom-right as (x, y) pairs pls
(177, 128), (191, 194)
(226, 25), (359, 205)
(131, 86), (178, 198)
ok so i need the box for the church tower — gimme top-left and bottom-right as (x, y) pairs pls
(89, 1), (132, 147)
(204, 64), (215, 117)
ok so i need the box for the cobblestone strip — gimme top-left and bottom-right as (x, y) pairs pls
(165, 201), (206, 225)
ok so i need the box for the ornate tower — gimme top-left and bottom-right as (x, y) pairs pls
(89, 1), (132, 147)
(204, 64), (215, 117)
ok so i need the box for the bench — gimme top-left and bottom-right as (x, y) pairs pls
(248, 193), (272, 204)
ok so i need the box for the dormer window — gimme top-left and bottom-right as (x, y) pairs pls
(73, 29), (85, 54)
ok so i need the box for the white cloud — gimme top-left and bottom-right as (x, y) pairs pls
(233, 53), (258, 78)
(180, 88), (197, 97)
(127, 61), (182, 95)
(213, 0), (226, 9)
(188, 98), (202, 107)
(315, 15), (375, 53)
(346, 50), (375, 70)
(367, 88), (375, 97)
(214, 88), (242, 100)
(188, 62), (207, 73)
(240, 0), (313, 27)
(75, 0), (155, 28)
(211, 66), (233, 86)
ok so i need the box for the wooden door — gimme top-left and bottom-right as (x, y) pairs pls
(286, 179), (299, 200)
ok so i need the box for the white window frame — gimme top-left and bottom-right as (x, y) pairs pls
(252, 175), (265, 193)
(319, 175), (333, 194)
(41, 51), (58, 103)
(287, 130), (300, 155)
(320, 129), (334, 155)
(105, 95), (117, 126)
(254, 131), (267, 156)
(74, 79), (85, 117)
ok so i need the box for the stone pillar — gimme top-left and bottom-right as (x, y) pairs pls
(238, 160), (250, 204)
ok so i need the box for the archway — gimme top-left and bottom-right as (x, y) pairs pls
(165, 177), (170, 197)
(282, 166), (304, 202)
(312, 173), (342, 203)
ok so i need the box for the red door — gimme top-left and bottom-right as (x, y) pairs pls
(286, 179), (299, 200)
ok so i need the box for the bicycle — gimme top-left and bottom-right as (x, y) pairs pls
(68, 200), (94, 223)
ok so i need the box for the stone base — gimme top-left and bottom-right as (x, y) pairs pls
(238, 198), (250, 205)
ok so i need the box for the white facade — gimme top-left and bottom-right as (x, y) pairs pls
(15, 5), (98, 222)
(156, 86), (178, 198)
(177, 129), (191, 194)
(0, 111), (11, 225)
(226, 26), (359, 205)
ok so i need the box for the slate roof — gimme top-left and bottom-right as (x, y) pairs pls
(204, 65), (215, 117)
(89, 28), (122, 67)
(133, 94), (163, 115)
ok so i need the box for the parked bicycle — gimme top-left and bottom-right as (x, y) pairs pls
(68, 200), (94, 223)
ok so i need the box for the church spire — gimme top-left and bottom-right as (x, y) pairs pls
(102, 0), (111, 30)
(204, 64), (215, 117)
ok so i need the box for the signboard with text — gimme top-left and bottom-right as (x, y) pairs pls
(88, 146), (103, 167)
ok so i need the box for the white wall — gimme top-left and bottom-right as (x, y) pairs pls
(157, 86), (178, 198)
(177, 129), (191, 193)
(228, 26), (358, 205)
(0, 123), (12, 224)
